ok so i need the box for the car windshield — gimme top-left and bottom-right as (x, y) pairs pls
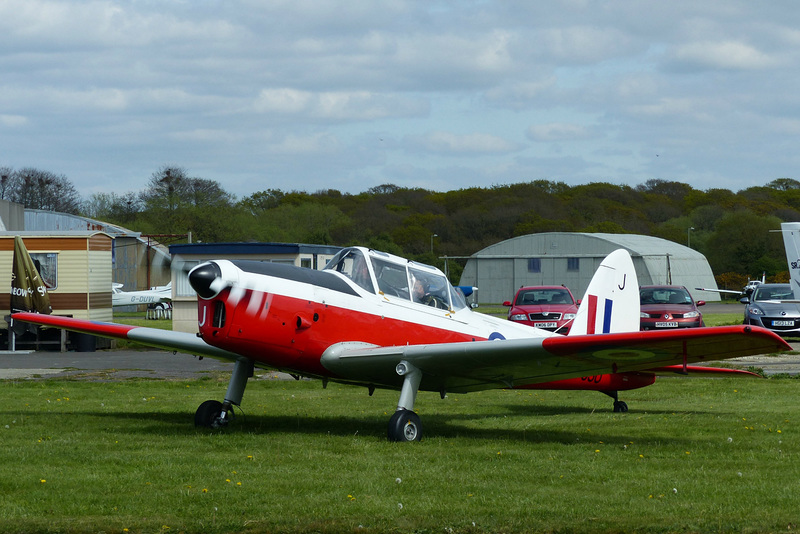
(640, 287), (693, 305)
(753, 285), (793, 301)
(515, 288), (573, 306)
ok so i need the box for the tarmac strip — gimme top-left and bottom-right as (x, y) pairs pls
(2, 345), (799, 380)
(0, 349), (301, 380)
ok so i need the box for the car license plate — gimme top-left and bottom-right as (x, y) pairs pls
(534, 322), (558, 329)
(772, 320), (794, 327)
(655, 321), (679, 328)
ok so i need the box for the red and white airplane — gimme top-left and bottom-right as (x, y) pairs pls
(13, 246), (790, 441)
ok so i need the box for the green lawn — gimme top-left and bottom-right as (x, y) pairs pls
(1, 375), (798, 533)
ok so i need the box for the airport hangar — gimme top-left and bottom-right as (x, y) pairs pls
(457, 232), (721, 305)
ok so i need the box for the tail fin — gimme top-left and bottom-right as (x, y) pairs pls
(781, 222), (800, 300)
(569, 249), (639, 336)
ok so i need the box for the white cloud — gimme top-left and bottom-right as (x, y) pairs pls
(527, 123), (591, 142)
(267, 132), (341, 155)
(539, 25), (634, 64)
(254, 89), (428, 121)
(671, 40), (778, 70)
(0, 115), (28, 127)
(2, 0), (800, 197)
(409, 131), (520, 155)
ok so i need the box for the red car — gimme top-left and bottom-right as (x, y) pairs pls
(503, 285), (579, 333)
(639, 285), (705, 330)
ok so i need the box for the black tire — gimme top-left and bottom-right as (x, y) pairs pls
(613, 400), (629, 413)
(195, 399), (223, 427)
(387, 409), (422, 442)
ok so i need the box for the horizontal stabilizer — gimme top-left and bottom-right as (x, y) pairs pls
(651, 365), (761, 377)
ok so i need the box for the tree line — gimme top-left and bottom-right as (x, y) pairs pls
(3, 165), (798, 290)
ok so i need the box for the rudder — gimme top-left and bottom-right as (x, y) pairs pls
(569, 249), (639, 336)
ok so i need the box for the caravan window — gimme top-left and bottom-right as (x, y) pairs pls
(30, 252), (57, 290)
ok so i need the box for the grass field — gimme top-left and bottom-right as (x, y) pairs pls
(1, 374), (799, 533)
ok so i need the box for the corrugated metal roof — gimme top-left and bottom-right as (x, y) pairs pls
(24, 210), (138, 237)
(23, 210), (169, 261)
(0, 230), (111, 237)
(170, 242), (342, 255)
(474, 232), (704, 260)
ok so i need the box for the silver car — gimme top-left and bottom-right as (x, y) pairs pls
(742, 283), (800, 335)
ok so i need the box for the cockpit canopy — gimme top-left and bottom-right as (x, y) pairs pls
(324, 247), (467, 311)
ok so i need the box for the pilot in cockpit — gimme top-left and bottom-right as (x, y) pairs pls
(412, 278), (430, 304)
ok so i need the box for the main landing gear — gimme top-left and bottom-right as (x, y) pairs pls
(194, 359), (254, 428)
(602, 390), (629, 413)
(388, 361), (423, 442)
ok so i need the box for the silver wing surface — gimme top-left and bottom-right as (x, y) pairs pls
(12, 313), (788, 393)
(321, 325), (789, 393)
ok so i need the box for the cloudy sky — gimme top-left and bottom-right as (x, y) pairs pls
(2, 1), (800, 200)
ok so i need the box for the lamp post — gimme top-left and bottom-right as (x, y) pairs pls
(688, 227), (695, 248)
(430, 233), (438, 253)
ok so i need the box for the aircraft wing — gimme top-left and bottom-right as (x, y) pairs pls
(321, 325), (789, 393)
(11, 312), (242, 362)
(12, 312), (788, 393)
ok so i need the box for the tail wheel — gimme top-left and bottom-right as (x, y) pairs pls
(388, 409), (422, 442)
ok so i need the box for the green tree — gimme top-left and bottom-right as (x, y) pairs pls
(705, 212), (784, 275)
(5, 167), (81, 213)
(138, 166), (237, 241)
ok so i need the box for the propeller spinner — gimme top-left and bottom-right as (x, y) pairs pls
(189, 262), (224, 299)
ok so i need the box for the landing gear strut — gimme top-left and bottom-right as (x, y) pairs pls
(388, 360), (423, 441)
(602, 390), (629, 413)
(195, 358), (254, 428)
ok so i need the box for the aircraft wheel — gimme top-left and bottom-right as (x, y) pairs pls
(387, 409), (422, 442)
(195, 399), (226, 428)
(613, 400), (629, 413)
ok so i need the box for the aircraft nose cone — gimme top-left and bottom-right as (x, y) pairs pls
(189, 262), (223, 299)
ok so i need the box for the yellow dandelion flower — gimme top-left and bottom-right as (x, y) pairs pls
(202, 488), (208, 493)
(40, 479), (46, 484)
(237, 482), (242, 486)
